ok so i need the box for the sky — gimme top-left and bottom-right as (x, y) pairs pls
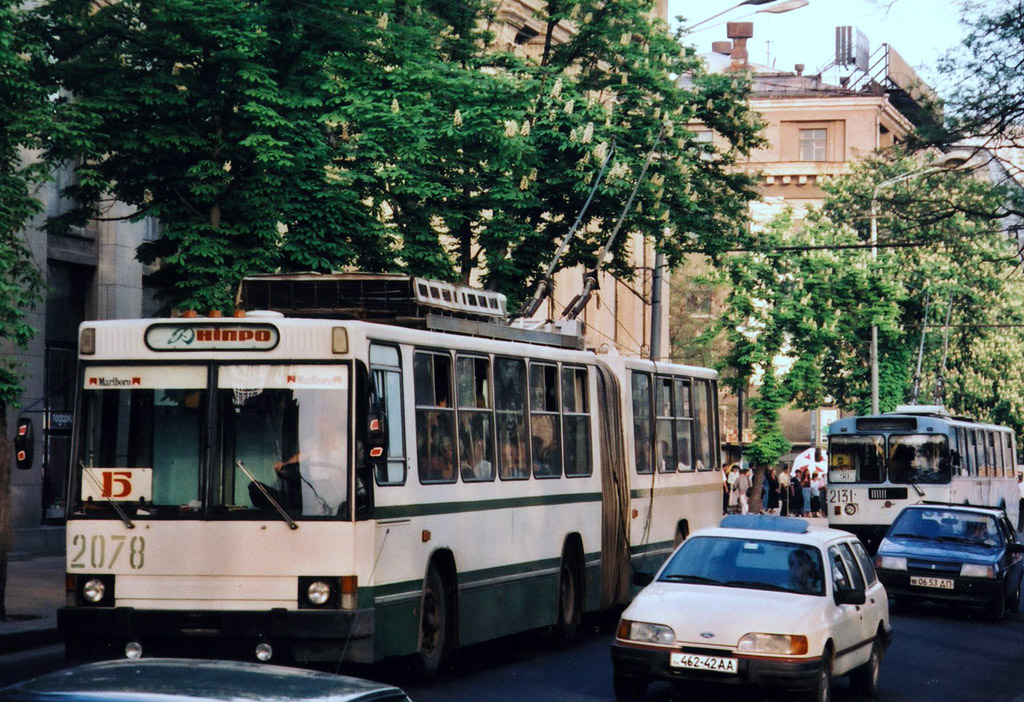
(668, 0), (968, 94)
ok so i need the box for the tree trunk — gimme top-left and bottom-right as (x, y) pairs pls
(0, 403), (11, 621)
(749, 464), (766, 515)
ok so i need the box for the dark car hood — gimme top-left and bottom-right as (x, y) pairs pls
(879, 537), (1002, 565)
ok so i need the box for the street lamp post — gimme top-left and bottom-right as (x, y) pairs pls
(867, 150), (976, 414)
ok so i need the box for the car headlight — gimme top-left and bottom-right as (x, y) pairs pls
(617, 619), (676, 645)
(82, 578), (106, 603)
(307, 580), (332, 606)
(960, 563), (995, 578)
(737, 633), (808, 655)
(875, 555), (907, 571)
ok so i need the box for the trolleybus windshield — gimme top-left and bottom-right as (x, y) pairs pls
(888, 434), (950, 484)
(73, 364), (351, 519)
(829, 435), (884, 483)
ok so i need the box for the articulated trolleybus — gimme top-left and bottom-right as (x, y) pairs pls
(59, 273), (722, 672)
(827, 405), (1018, 551)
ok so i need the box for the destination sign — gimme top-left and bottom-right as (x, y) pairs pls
(145, 323), (279, 351)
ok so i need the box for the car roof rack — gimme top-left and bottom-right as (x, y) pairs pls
(720, 514), (809, 534)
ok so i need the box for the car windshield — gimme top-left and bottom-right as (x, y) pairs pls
(888, 434), (951, 484)
(890, 509), (1003, 548)
(659, 536), (825, 596)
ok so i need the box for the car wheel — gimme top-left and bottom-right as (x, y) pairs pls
(411, 566), (450, 681)
(849, 640), (881, 696)
(803, 650), (831, 702)
(553, 550), (582, 647)
(613, 670), (647, 701)
(987, 588), (1007, 619)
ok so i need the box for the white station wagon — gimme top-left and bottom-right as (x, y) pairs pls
(611, 515), (892, 702)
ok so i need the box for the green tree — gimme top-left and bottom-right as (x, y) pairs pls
(708, 152), (1021, 491)
(40, 0), (763, 311)
(0, 0), (47, 620)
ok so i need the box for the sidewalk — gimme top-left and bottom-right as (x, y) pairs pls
(0, 555), (64, 654)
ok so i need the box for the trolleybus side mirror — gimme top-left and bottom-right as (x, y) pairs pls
(14, 417), (32, 470)
(366, 409), (388, 459)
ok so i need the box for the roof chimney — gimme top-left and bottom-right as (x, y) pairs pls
(726, 22), (753, 69)
(795, 63), (805, 76)
(712, 40), (733, 56)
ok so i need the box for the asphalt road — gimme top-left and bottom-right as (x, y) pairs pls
(2, 603), (1023, 701)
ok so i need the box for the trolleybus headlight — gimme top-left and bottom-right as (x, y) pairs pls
(255, 643), (273, 661)
(307, 580), (332, 606)
(616, 619), (675, 645)
(738, 633), (808, 655)
(960, 563), (995, 578)
(82, 578), (106, 603)
(875, 556), (907, 571)
(125, 641), (143, 659)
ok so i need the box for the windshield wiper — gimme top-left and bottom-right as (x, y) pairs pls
(725, 580), (792, 593)
(661, 574), (724, 585)
(235, 460), (298, 530)
(80, 462), (134, 530)
(891, 532), (930, 539)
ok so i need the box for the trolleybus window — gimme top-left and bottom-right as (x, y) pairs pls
(217, 365), (349, 518)
(631, 372), (654, 474)
(495, 358), (529, 480)
(530, 362), (562, 478)
(888, 434), (950, 484)
(655, 376), (676, 473)
(828, 435), (883, 483)
(562, 366), (592, 477)
(76, 365), (206, 515)
(693, 380), (715, 471)
(370, 344), (405, 486)
(457, 355), (495, 482)
(414, 351), (456, 483)
(673, 378), (694, 472)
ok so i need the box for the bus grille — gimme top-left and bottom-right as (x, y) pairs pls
(869, 488), (908, 500)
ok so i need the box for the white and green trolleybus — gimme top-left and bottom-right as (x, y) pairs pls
(827, 405), (1018, 552)
(58, 273), (723, 673)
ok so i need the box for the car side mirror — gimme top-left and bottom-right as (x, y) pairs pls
(632, 571), (654, 587)
(834, 586), (866, 606)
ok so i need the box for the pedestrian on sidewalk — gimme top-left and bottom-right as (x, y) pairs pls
(777, 466), (791, 516)
(1017, 473), (1024, 531)
(733, 466), (752, 515)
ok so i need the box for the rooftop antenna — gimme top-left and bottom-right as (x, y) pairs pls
(933, 295), (954, 405)
(516, 139), (616, 320)
(910, 291), (930, 404)
(561, 125), (666, 321)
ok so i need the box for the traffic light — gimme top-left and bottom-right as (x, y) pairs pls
(14, 417), (32, 470)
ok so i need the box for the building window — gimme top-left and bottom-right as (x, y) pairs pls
(798, 128), (827, 161)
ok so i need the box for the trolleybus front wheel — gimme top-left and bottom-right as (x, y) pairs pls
(412, 566), (450, 680)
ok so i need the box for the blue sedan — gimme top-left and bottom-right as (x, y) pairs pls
(874, 504), (1024, 618)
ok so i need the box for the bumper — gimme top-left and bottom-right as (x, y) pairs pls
(58, 606), (375, 663)
(610, 643), (822, 691)
(878, 570), (1005, 606)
